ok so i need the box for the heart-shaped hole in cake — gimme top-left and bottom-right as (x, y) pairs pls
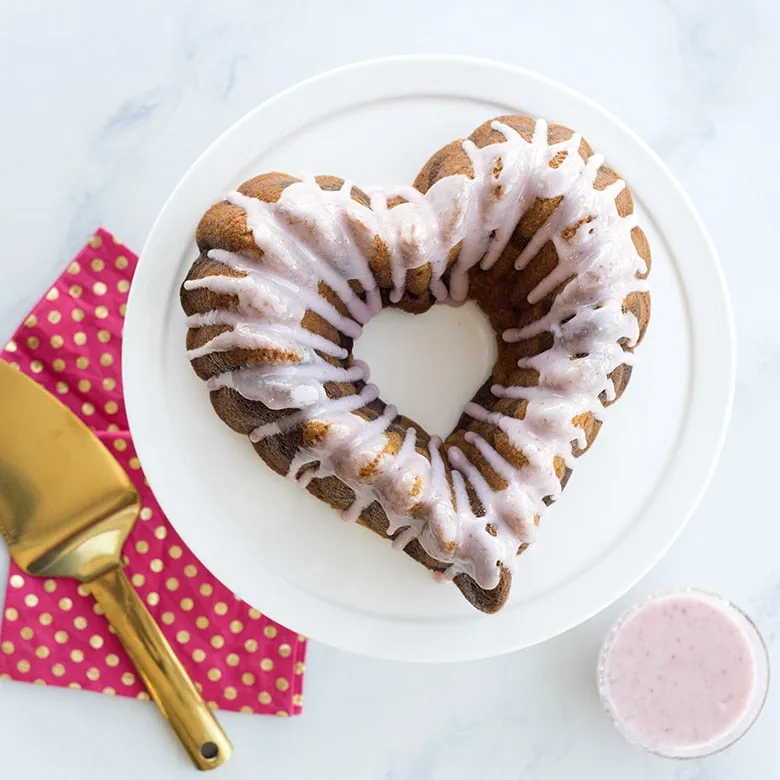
(354, 301), (496, 439)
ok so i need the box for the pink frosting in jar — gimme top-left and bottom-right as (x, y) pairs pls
(598, 589), (769, 758)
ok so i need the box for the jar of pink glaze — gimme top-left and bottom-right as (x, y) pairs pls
(598, 589), (769, 758)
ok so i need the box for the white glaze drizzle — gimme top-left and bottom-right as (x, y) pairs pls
(187, 118), (649, 591)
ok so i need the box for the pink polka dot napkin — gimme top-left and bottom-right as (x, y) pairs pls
(0, 228), (306, 716)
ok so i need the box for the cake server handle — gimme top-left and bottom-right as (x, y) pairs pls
(88, 565), (232, 770)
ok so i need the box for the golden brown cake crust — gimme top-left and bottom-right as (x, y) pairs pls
(180, 116), (651, 614)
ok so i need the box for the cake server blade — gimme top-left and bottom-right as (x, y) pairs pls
(0, 360), (231, 770)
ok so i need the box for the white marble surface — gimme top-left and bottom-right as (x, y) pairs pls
(0, 0), (778, 777)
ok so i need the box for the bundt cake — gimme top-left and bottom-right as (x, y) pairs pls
(180, 114), (651, 614)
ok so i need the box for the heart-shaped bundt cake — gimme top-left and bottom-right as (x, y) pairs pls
(180, 114), (651, 613)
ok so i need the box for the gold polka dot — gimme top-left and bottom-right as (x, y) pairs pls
(81, 402), (95, 416)
(24, 593), (38, 608)
(46, 288), (59, 301)
(128, 457), (140, 470)
(75, 380), (91, 395)
(24, 314), (37, 327)
(1, 641), (14, 654)
(26, 336), (40, 349)
(164, 577), (179, 592)
(73, 332), (87, 346)
(226, 653), (240, 667)
(70, 649), (84, 663)
(29, 360), (43, 374)
(137, 691), (150, 701)
(76, 357), (89, 371)
(240, 705), (253, 714)
(275, 677), (290, 692)
(54, 630), (68, 644)
(166, 546), (183, 561)
(297, 634), (306, 643)
(135, 540), (149, 554)
(241, 672), (255, 686)
(264, 625), (278, 639)
(71, 308), (85, 323)
(192, 649), (206, 663)
(121, 672), (135, 686)
(278, 643), (292, 658)
(294, 662), (305, 675)
(91, 257), (104, 271)
(9, 574), (24, 589)
(244, 639), (258, 653)
(52, 358), (66, 372)
(210, 635), (225, 650)
(102, 377), (116, 391)
(247, 607), (262, 620)
(115, 255), (129, 270)
(258, 691), (272, 705)
(180, 598), (194, 612)
(146, 592), (160, 607)
(207, 701), (218, 710)
(260, 658), (274, 672)
(68, 682), (82, 690)
(214, 602), (228, 616)
(276, 711), (289, 718)
(230, 620), (244, 634)
(16, 660), (30, 673)
(56, 598), (73, 612)
(55, 381), (70, 396)
(86, 667), (100, 681)
(95, 305), (108, 319)
(117, 280), (130, 293)
(52, 663), (65, 678)
(93, 603), (105, 616)
(48, 311), (61, 324)
(73, 616), (88, 631)
(149, 559), (163, 574)
(131, 572), (145, 587)
(77, 584), (90, 597)
(106, 654), (119, 667)
(20, 626), (33, 640)
(69, 284), (82, 298)
(207, 668), (221, 682)
(200, 583), (213, 598)
(107, 424), (120, 432)
(102, 686), (116, 695)
(101, 400), (117, 416)
(35, 646), (50, 659)
(5, 607), (18, 621)
(292, 693), (303, 707)
(160, 612), (175, 627)
(89, 235), (103, 249)
(67, 261), (80, 275)
(4, 339), (16, 353)
(224, 686), (237, 700)
(100, 353), (114, 367)
(182, 563), (196, 576)
(112, 439), (127, 454)
(50, 334), (64, 349)
(119, 303), (127, 317)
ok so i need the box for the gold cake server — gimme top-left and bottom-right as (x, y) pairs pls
(0, 360), (231, 770)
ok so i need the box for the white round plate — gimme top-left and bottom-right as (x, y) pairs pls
(124, 55), (734, 662)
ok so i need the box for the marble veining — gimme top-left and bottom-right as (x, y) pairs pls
(0, 0), (778, 778)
